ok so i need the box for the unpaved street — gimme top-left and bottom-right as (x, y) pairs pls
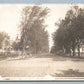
(0, 54), (84, 79)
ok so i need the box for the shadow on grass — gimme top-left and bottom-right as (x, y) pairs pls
(54, 69), (84, 77)
(52, 53), (84, 62)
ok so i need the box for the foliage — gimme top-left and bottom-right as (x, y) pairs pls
(0, 32), (10, 49)
(19, 5), (49, 54)
(52, 6), (84, 57)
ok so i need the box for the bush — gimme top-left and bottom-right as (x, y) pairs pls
(0, 51), (19, 58)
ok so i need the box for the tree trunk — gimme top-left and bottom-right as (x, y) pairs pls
(63, 46), (65, 54)
(78, 40), (80, 58)
(72, 47), (75, 57)
(34, 43), (37, 54)
(78, 45), (80, 57)
(70, 49), (72, 57)
(72, 40), (75, 57)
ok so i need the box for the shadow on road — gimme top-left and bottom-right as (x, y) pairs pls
(53, 69), (84, 77)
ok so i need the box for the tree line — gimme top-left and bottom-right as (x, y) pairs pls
(51, 6), (84, 57)
(1, 5), (84, 57)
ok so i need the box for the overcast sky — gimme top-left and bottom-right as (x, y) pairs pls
(0, 4), (82, 49)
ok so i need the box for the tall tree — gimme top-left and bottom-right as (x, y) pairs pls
(19, 5), (49, 54)
(52, 6), (84, 57)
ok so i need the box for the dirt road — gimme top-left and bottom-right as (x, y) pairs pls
(0, 54), (84, 79)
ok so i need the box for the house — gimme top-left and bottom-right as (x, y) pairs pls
(75, 39), (84, 53)
(75, 44), (84, 53)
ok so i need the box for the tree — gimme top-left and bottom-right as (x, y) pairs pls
(0, 32), (10, 49)
(52, 6), (84, 57)
(19, 5), (49, 54)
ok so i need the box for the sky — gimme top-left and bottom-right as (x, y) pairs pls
(0, 4), (81, 49)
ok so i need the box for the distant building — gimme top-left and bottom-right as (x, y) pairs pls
(75, 39), (84, 53)
(75, 44), (84, 53)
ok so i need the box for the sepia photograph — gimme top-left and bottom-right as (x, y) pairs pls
(0, 4), (84, 80)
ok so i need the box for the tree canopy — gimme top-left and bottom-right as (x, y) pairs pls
(52, 6), (84, 57)
(19, 5), (49, 54)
